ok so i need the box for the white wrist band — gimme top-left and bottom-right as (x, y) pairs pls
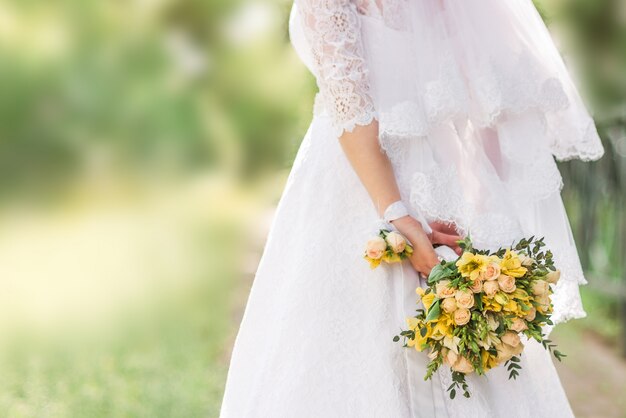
(383, 201), (409, 223)
(383, 200), (433, 235)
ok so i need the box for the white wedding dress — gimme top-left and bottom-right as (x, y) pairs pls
(220, 1), (604, 417)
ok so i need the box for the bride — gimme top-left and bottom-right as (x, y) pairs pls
(221, 1), (604, 417)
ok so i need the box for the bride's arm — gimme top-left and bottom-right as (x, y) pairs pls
(295, 0), (460, 275)
(340, 121), (460, 276)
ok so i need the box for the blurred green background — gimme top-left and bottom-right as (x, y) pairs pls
(0, 0), (624, 417)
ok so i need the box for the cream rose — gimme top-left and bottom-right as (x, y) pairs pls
(531, 279), (549, 296)
(483, 280), (499, 297)
(453, 308), (471, 326)
(365, 236), (386, 260)
(518, 253), (535, 267)
(535, 293), (551, 311)
(524, 306), (537, 321)
(455, 289), (475, 309)
(451, 356), (474, 374)
(484, 262), (501, 281)
(469, 278), (483, 293)
(385, 231), (406, 254)
(510, 317), (528, 332)
(546, 270), (561, 284)
(497, 274), (516, 293)
(441, 297), (458, 314)
(435, 280), (456, 299)
(501, 330), (521, 347)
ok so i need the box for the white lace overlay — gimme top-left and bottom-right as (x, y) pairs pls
(294, 0), (377, 136)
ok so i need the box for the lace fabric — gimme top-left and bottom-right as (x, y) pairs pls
(293, 0), (377, 136)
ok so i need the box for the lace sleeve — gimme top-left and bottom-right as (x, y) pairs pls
(295, 0), (377, 135)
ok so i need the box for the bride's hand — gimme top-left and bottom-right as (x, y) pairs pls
(392, 217), (464, 277)
(391, 216), (440, 277)
(428, 220), (464, 255)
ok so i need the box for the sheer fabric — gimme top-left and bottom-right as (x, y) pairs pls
(221, 1), (601, 416)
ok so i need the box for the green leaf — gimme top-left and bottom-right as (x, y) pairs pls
(425, 300), (442, 322)
(450, 389), (456, 399)
(393, 336), (400, 342)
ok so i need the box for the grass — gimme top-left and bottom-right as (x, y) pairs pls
(0, 175), (263, 418)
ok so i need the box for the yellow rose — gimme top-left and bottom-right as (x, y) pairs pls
(441, 297), (458, 314)
(510, 317), (528, 332)
(385, 231), (406, 254)
(497, 274), (516, 293)
(483, 280), (499, 297)
(469, 278), (483, 293)
(484, 262), (502, 281)
(435, 280), (456, 299)
(455, 289), (475, 309)
(456, 252), (489, 281)
(531, 280), (549, 296)
(453, 307), (471, 326)
(500, 249), (528, 278)
(546, 270), (561, 284)
(524, 306), (537, 321)
(365, 236), (387, 260)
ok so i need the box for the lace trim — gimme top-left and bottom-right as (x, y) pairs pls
(297, 0), (378, 137)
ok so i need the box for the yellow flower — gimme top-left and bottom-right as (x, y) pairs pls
(503, 298), (520, 314)
(406, 318), (432, 351)
(364, 255), (382, 269)
(382, 252), (402, 264)
(481, 349), (499, 371)
(456, 252), (489, 281)
(500, 249), (528, 278)
(421, 292), (436, 311)
(482, 296), (502, 312)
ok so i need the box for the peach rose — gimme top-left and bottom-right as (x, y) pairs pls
(510, 317), (528, 332)
(524, 306), (537, 321)
(385, 231), (406, 254)
(441, 297), (458, 314)
(453, 308), (471, 326)
(531, 280), (549, 296)
(444, 349), (458, 367)
(495, 340), (524, 364)
(469, 278), (483, 293)
(484, 262), (502, 281)
(455, 289), (475, 309)
(483, 280), (499, 297)
(451, 356), (475, 374)
(365, 236), (386, 260)
(501, 330), (521, 347)
(435, 280), (456, 299)
(546, 270), (561, 284)
(497, 274), (516, 293)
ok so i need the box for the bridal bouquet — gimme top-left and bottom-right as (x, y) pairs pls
(392, 236), (565, 399)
